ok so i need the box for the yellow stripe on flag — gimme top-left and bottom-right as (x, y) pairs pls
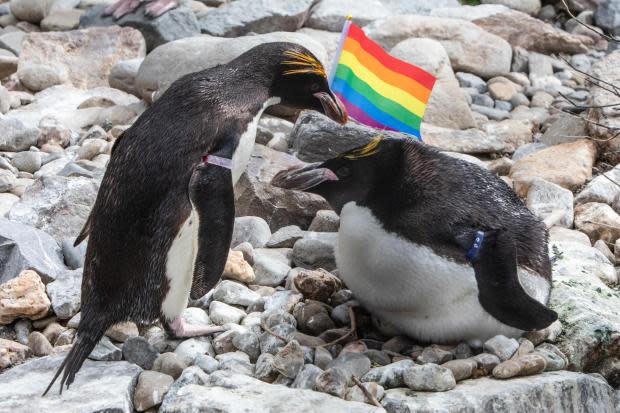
(339, 50), (427, 118)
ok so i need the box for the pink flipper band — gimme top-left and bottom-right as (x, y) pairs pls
(203, 154), (233, 170)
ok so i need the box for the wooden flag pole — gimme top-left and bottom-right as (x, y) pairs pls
(327, 15), (353, 88)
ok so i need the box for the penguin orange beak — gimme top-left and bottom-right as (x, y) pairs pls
(314, 92), (348, 125)
(271, 162), (338, 191)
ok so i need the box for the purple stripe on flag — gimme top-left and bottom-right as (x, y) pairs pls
(335, 92), (398, 132)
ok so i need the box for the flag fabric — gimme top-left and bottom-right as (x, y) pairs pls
(328, 19), (436, 139)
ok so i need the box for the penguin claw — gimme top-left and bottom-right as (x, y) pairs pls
(145, 0), (179, 17)
(167, 317), (226, 338)
(103, 0), (141, 19)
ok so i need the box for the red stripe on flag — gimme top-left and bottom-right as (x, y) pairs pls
(347, 23), (436, 91)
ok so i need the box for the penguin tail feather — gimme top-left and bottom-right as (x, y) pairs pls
(74, 213), (92, 247)
(42, 323), (105, 396)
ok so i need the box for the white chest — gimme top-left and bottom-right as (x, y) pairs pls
(336, 202), (549, 344)
(231, 97), (281, 184)
(162, 209), (199, 321)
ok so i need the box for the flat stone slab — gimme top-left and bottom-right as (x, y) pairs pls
(0, 354), (142, 412)
(160, 370), (382, 413)
(381, 371), (616, 413)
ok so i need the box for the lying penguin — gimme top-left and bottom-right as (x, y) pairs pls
(44, 42), (347, 394)
(273, 136), (557, 346)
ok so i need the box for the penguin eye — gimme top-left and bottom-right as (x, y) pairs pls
(337, 166), (350, 178)
(310, 83), (320, 92)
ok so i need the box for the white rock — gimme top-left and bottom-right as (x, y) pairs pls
(209, 301), (246, 325)
(390, 38), (476, 130)
(159, 370), (382, 413)
(382, 372), (616, 412)
(46, 268), (82, 320)
(306, 0), (390, 32)
(364, 15), (512, 78)
(550, 241), (617, 285)
(526, 179), (574, 228)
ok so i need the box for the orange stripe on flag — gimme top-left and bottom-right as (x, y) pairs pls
(342, 37), (432, 104)
(347, 24), (436, 91)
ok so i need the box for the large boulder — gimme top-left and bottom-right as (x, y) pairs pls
(575, 164), (620, 206)
(550, 240), (620, 386)
(589, 50), (620, 164)
(481, 0), (541, 15)
(390, 38), (476, 130)
(364, 15), (512, 79)
(382, 372), (617, 412)
(235, 144), (330, 231)
(8, 175), (99, 244)
(159, 370), (382, 413)
(199, 0), (315, 37)
(79, 3), (200, 52)
(432, 5), (594, 54)
(306, 0), (391, 32)
(0, 218), (65, 284)
(379, 0), (461, 15)
(596, 0), (620, 36)
(0, 355), (142, 412)
(509, 139), (597, 197)
(5, 85), (139, 132)
(135, 32), (327, 102)
(17, 27), (146, 91)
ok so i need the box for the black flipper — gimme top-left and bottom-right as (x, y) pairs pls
(187, 151), (235, 300)
(457, 229), (557, 331)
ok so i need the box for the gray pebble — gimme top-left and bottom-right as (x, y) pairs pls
(123, 336), (159, 369)
(402, 364), (456, 392)
(315, 367), (348, 398)
(484, 335), (519, 361)
(291, 363), (323, 389)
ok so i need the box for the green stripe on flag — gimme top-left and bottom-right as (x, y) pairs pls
(334, 64), (423, 130)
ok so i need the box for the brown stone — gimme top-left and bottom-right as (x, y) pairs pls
(293, 268), (342, 302)
(18, 27), (146, 90)
(28, 331), (53, 357)
(0, 270), (50, 325)
(473, 9), (594, 54)
(222, 250), (255, 284)
(492, 359), (521, 379)
(575, 202), (620, 245)
(0, 338), (31, 370)
(442, 358), (477, 381)
(510, 139), (597, 197)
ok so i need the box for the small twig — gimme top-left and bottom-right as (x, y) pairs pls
(260, 320), (290, 343)
(261, 306), (358, 349)
(352, 375), (382, 408)
(560, 0), (620, 44)
(559, 56), (620, 97)
(315, 306), (357, 348)
(592, 167), (620, 189)
(584, 220), (620, 231)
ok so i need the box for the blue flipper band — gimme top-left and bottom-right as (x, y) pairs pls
(466, 231), (485, 261)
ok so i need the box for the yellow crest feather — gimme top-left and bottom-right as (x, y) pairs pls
(282, 50), (326, 77)
(343, 135), (383, 160)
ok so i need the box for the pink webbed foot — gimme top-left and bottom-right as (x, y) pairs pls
(103, 0), (143, 19)
(145, 0), (180, 17)
(168, 316), (226, 338)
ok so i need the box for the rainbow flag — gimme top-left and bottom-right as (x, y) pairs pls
(328, 19), (436, 139)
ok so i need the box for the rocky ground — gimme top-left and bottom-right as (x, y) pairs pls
(0, 0), (619, 412)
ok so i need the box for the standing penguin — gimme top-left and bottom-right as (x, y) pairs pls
(273, 137), (557, 346)
(44, 42), (347, 394)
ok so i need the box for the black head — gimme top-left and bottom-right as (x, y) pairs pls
(272, 136), (404, 213)
(236, 42), (348, 124)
